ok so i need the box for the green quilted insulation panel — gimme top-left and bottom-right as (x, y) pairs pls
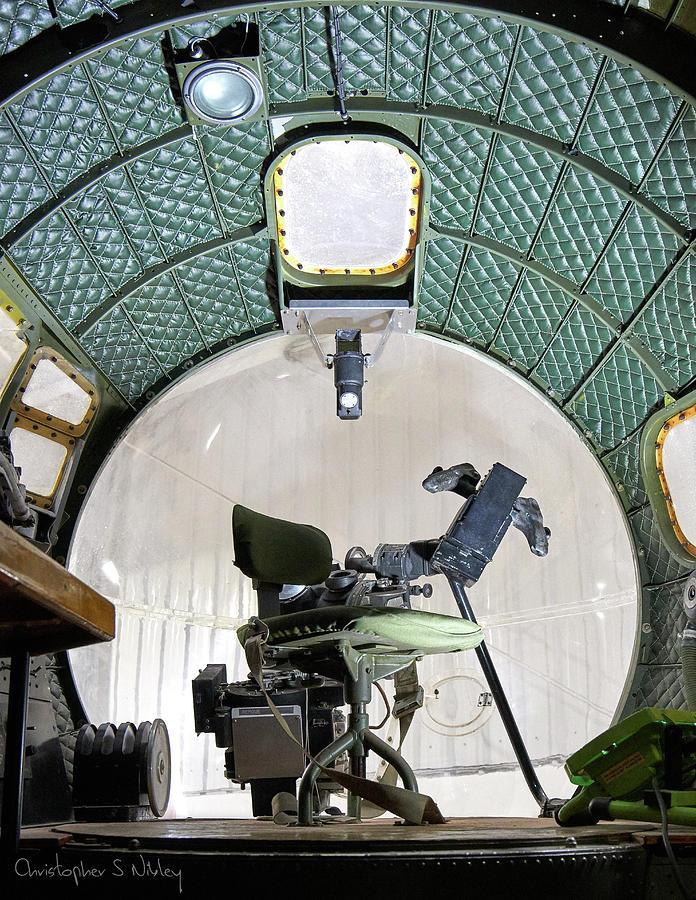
(0, 111), (51, 235)
(0, 2), (695, 713)
(0, 0), (54, 55)
(492, 272), (573, 372)
(477, 136), (562, 253)
(575, 58), (681, 184)
(535, 306), (614, 399)
(630, 253), (696, 386)
(447, 246), (518, 344)
(421, 118), (490, 230)
(85, 37), (184, 149)
(603, 431), (649, 510)
(500, 28), (601, 144)
(9, 65), (118, 188)
(426, 12), (515, 113)
(583, 205), (681, 322)
(532, 167), (626, 284)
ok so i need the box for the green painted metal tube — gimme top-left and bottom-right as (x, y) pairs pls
(297, 729), (356, 826)
(605, 801), (696, 828)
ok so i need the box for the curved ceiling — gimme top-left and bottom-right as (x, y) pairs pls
(0, 0), (695, 718)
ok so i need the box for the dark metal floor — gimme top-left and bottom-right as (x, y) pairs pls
(4, 816), (695, 899)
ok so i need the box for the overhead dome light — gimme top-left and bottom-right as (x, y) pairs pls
(182, 61), (263, 125)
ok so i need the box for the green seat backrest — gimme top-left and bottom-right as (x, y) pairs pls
(232, 504), (333, 586)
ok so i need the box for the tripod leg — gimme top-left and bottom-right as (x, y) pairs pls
(448, 575), (549, 812)
(362, 729), (418, 792)
(297, 729), (356, 825)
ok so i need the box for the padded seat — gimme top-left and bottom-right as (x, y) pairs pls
(237, 604), (483, 824)
(237, 604), (483, 655)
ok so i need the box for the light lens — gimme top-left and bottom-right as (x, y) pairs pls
(183, 62), (263, 124)
(339, 391), (359, 409)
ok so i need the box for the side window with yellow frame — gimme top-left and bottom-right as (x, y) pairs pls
(641, 393), (696, 567)
(8, 347), (99, 510)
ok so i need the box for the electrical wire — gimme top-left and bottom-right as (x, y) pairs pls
(371, 681), (391, 730)
(331, 7), (350, 121)
(652, 776), (693, 900)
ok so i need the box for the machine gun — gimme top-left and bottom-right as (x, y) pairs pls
(192, 461), (554, 817)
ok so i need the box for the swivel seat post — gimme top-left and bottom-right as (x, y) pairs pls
(344, 658), (373, 817)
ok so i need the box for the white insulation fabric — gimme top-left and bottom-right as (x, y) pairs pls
(68, 332), (638, 818)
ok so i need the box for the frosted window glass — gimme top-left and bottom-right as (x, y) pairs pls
(662, 415), (696, 545)
(281, 141), (415, 270)
(0, 308), (27, 395)
(22, 358), (92, 424)
(10, 427), (67, 496)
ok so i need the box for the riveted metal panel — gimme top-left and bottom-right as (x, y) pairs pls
(260, 9), (307, 103)
(85, 36), (183, 150)
(176, 251), (251, 344)
(0, 0), (53, 57)
(387, 7), (431, 104)
(0, 112), (51, 239)
(418, 237), (462, 327)
(198, 121), (270, 232)
(65, 182), (142, 291)
(425, 12), (515, 115)
(533, 167), (625, 283)
(9, 209), (108, 330)
(477, 134), (562, 253)
(129, 137), (221, 252)
(576, 58), (681, 185)
(501, 27), (601, 144)
(123, 273), (206, 371)
(642, 106), (696, 228)
(536, 306), (614, 397)
(447, 246), (518, 344)
(10, 65), (118, 189)
(573, 344), (662, 448)
(631, 254), (696, 387)
(492, 271), (573, 370)
(421, 118), (490, 230)
(80, 304), (163, 401)
(584, 204), (681, 322)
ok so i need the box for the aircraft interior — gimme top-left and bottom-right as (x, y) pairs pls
(0, 1), (695, 896)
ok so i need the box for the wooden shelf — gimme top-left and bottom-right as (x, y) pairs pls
(0, 521), (114, 656)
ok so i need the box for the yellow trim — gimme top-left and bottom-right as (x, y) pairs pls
(10, 416), (76, 508)
(272, 142), (422, 277)
(11, 346), (99, 438)
(655, 403), (696, 556)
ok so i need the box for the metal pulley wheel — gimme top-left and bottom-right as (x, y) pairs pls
(73, 719), (171, 817)
(135, 719), (171, 817)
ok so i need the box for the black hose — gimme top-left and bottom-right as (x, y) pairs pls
(652, 776), (693, 900)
